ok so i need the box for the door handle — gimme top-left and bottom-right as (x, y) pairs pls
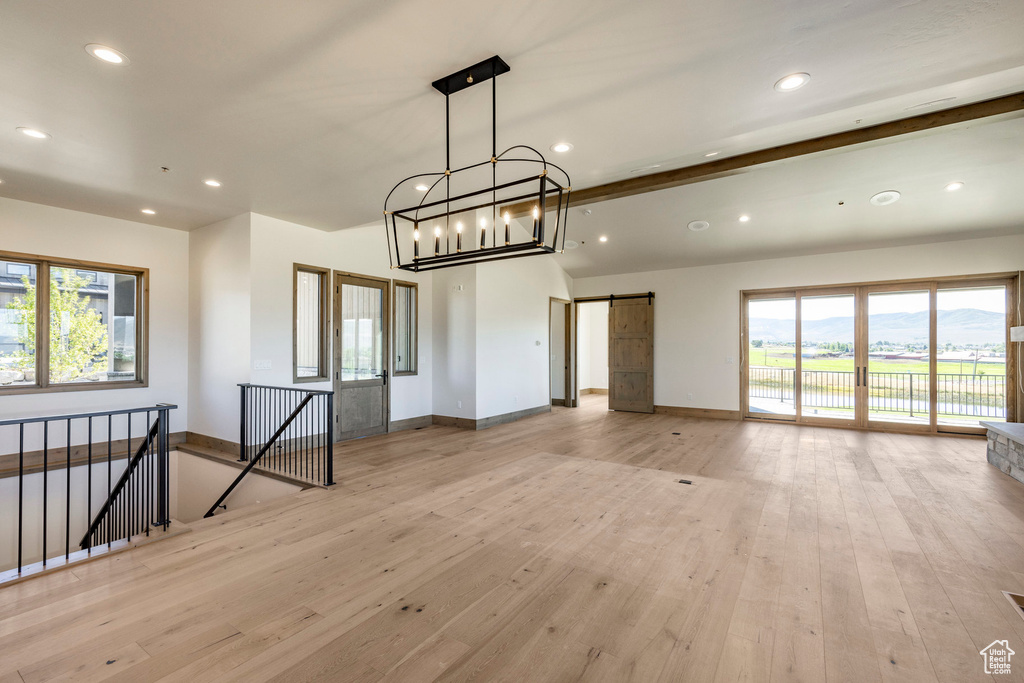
(374, 369), (388, 385)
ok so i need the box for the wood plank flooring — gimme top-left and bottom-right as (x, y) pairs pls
(2, 395), (1024, 681)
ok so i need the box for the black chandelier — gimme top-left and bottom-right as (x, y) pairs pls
(384, 56), (571, 272)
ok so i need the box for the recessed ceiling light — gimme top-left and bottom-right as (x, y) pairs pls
(85, 44), (129, 65)
(598, 235), (608, 243)
(944, 181), (964, 192)
(870, 190), (901, 206)
(704, 151), (720, 158)
(688, 220), (710, 232)
(17, 127), (51, 140)
(550, 142), (573, 153)
(629, 164), (662, 174)
(774, 72), (811, 92)
(204, 179), (222, 187)
(414, 183), (430, 192)
(739, 215), (751, 223)
(140, 208), (156, 215)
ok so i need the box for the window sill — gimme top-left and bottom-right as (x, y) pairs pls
(0, 379), (148, 396)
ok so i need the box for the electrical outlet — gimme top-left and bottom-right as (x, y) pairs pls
(687, 393), (694, 401)
(726, 356), (735, 364)
(253, 360), (272, 370)
(457, 400), (462, 409)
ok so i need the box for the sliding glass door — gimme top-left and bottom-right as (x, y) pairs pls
(800, 293), (857, 424)
(743, 275), (1017, 434)
(865, 289), (931, 429)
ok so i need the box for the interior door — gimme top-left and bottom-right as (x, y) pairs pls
(334, 273), (389, 441)
(608, 295), (654, 413)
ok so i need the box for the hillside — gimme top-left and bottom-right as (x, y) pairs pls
(750, 308), (1005, 345)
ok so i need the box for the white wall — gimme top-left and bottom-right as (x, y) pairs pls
(248, 214), (433, 423)
(574, 234), (1024, 411)
(475, 255), (572, 418)
(576, 301), (608, 391)
(188, 214), (251, 442)
(0, 197), (189, 435)
(431, 266), (477, 419)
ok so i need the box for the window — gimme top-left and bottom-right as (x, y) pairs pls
(0, 252), (147, 392)
(742, 273), (1018, 434)
(393, 281), (417, 375)
(294, 264), (329, 382)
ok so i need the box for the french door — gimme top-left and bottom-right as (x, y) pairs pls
(743, 275), (1018, 434)
(333, 273), (389, 441)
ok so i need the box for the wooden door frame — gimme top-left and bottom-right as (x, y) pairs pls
(741, 271), (1020, 436)
(549, 297), (571, 407)
(332, 270), (391, 441)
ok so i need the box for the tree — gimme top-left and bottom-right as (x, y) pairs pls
(6, 269), (108, 381)
(751, 339), (764, 348)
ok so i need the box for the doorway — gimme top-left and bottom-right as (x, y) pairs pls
(333, 272), (389, 441)
(549, 298), (571, 406)
(575, 300), (610, 408)
(742, 274), (1018, 434)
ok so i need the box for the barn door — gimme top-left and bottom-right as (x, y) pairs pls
(608, 295), (654, 413)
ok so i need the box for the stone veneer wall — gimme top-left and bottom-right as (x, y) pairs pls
(987, 431), (1024, 484)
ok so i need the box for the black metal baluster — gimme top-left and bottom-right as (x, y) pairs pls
(18, 424), (24, 573)
(43, 420), (48, 566)
(66, 418), (71, 562)
(107, 414), (113, 548)
(87, 418), (93, 554)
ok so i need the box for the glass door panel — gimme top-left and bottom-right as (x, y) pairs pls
(937, 286), (1007, 426)
(800, 294), (856, 421)
(340, 283), (384, 382)
(866, 290), (930, 426)
(747, 298), (797, 417)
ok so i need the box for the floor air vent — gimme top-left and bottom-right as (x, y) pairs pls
(1005, 592), (1024, 623)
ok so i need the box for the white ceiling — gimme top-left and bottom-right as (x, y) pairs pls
(2, 0), (1024, 275)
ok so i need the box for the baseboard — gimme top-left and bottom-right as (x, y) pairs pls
(185, 431), (239, 456)
(476, 405), (551, 430)
(654, 405), (742, 421)
(0, 431), (187, 479)
(390, 415), (433, 432)
(432, 405), (551, 431)
(580, 388), (609, 395)
(431, 414), (477, 430)
(551, 398), (566, 406)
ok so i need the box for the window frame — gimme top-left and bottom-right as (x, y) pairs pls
(392, 280), (418, 377)
(293, 263), (331, 383)
(0, 250), (148, 395)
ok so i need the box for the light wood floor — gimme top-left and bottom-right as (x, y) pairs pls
(2, 395), (1024, 682)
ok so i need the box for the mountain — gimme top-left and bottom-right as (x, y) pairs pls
(750, 308), (1005, 345)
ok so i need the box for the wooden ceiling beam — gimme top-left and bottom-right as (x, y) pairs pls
(503, 90), (1024, 216)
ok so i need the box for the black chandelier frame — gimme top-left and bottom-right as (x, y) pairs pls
(383, 56), (572, 272)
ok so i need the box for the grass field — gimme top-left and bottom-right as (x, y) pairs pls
(749, 346), (1006, 376)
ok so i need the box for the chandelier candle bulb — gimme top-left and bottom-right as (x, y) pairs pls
(434, 226), (441, 256)
(480, 219), (487, 248)
(532, 206), (540, 241)
(456, 222), (463, 252)
(413, 227), (420, 258)
(504, 212), (511, 245)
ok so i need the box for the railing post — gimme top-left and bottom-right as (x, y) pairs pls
(326, 392), (335, 486)
(239, 384), (248, 462)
